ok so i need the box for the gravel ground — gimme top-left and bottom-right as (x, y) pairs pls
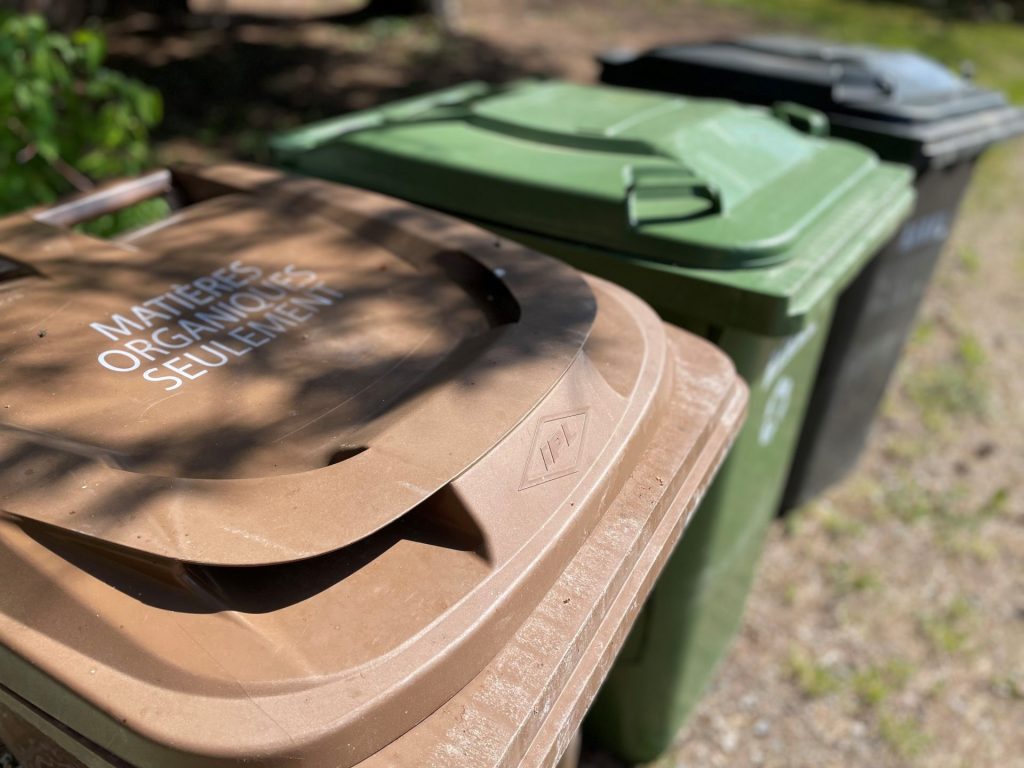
(3, 2), (1022, 766)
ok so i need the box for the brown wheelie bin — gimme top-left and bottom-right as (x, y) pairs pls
(0, 164), (746, 768)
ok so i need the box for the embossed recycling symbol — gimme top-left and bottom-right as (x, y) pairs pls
(520, 409), (589, 490)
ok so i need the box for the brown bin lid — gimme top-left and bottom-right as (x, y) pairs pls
(0, 165), (596, 566)
(0, 165), (746, 767)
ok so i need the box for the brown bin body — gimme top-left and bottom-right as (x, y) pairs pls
(0, 165), (746, 768)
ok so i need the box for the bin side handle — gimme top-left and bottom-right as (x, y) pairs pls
(771, 102), (830, 137)
(33, 170), (174, 229)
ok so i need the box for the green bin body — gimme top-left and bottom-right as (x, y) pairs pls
(269, 81), (914, 762)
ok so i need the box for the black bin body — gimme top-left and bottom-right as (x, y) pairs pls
(601, 37), (1024, 510)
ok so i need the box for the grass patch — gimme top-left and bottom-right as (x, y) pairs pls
(963, 142), (1024, 215)
(905, 331), (989, 430)
(782, 506), (809, 537)
(810, 498), (867, 540)
(880, 478), (1007, 558)
(782, 582), (799, 607)
(909, 317), (937, 349)
(936, 487), (1008, 559)
(883, 477), (940, 524)
(957, 246), (982, 275)
(976, 486), (1010, 519)
(710, 0), (1024, 102)
(956, 333), (987, 369)
(788, 648), (843, 698)
(991, 676), (1024, 700)
(878, 711), (930, 759)
(881, 434), (929, 464)
(828, 562), (882, 597)
(918, 596), (975, 654)
(852, 660), (914, 708)
(819, 509), (865, 540)
(885, 478), (1008, 529)
(838, 476), (887, 515)
(939, 530), (998, 561)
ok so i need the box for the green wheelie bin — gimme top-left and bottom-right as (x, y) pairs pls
(269, 81), (914, 762)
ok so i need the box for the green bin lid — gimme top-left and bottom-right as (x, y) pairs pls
(272, 80), (905, 271)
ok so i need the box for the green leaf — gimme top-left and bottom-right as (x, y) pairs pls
(0, 13), (160, 215)
(71, 28), (105, 71)
(133, 87), (163, 126)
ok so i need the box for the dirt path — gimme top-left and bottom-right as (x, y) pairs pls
(97, 0), (752, 163)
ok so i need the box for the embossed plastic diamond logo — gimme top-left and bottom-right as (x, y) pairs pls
(519, 409), (589, 490)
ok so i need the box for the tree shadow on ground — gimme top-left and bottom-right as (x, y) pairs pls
(99, 8), (560, 160)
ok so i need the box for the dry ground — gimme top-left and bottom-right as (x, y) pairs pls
(3, 1), (1022, 766)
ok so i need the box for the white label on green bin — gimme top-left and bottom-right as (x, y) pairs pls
(758, 321), (818, 447)
(759, 375), (795, 447)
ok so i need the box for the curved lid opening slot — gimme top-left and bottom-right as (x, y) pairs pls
(14, 481), (490, 615)
(435, 250), (520, 327)
(327, 446), (369, 466)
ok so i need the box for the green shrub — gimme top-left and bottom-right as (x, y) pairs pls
(0, 12), (162, 233)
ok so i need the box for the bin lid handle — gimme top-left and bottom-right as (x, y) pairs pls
(625, 164), (725, 227)
(33, 170), (174, 229)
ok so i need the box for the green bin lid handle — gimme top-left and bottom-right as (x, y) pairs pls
(625, 164), (724, 227)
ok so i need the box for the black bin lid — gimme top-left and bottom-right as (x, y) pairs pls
(600, 36), (1024, 168)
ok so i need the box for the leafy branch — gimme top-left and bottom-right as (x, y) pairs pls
(0, 12), (163, 232)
